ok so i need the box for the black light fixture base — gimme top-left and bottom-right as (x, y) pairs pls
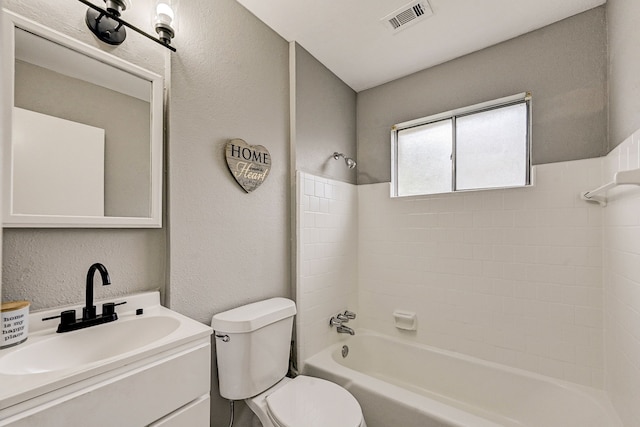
(154, 23), (175, 45)
(85, 8), (127, 45)
(78, 0), (176, 52)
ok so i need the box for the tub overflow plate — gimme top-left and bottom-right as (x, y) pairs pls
(342, 345), (349, 358)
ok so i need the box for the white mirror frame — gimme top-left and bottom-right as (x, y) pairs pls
(1, 10), (163, 228)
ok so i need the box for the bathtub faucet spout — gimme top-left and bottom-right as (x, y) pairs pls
(337, 324), (355, 335)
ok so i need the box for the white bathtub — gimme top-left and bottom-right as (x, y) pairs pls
(304, 330), (621, 427)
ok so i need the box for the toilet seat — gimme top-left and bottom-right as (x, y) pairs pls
(265, 376), (363, 427)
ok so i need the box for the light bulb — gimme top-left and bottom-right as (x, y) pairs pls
(155, 3), (174, 26)
(154, 0), (178, 44)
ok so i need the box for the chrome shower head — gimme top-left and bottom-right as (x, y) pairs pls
(345, 157), (357, 169)
(333, 152), (357, 169)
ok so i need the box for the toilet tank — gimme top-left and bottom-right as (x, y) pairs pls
(212, 298), (297, 400)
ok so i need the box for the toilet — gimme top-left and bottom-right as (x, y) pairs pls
(212, 298), (366, 427)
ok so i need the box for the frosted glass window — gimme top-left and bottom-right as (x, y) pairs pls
(456, 103), (528, 190)
(391, 93), (530, 197)
(397, 120), (452, 196)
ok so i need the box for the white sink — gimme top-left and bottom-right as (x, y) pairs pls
(0, 292), (213, 411)
(0, 315), (180, 375)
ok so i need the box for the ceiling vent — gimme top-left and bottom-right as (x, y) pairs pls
(381, 1), (433, 33)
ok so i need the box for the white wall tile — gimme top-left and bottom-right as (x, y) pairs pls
(357, 158), (604, 387)
(602, 134), (640, 426)
(296, 172), (358, 371)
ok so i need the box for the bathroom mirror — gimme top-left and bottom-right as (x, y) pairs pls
(1, 11), (163, 228)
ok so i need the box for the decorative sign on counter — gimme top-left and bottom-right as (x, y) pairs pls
(1, 301), (30, 349)
(225, 139), (271, 193)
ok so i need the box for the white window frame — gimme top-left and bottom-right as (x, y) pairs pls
(391, 92), (532, 198)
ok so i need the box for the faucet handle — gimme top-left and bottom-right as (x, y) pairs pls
(42, 310), (76, 326)
(336, 313), (349, 322)
(329, 316), (343, 327)
(343, 310), (356, 320)
(43, 310), (77, 333)
(102, 301), (127, 317)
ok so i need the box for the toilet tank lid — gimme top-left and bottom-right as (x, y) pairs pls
(212, 297), (296, 333)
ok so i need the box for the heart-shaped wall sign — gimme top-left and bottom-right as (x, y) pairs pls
(225, 139), (271, 193)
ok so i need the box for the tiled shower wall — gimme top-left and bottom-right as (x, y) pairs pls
(295, 172), (358, 370)
(358, 159), (605, 387)
(297, 136), (640, 418)
(603, 130), (640, 426)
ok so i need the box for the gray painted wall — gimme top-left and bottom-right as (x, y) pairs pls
(607, 0), (640, 148)
(3, 229), (165, 309)
(2, 0), (167, 310)
(294, 43), (357, 184)
(166, 0), (290, 425)
(356, 7), (608, 184)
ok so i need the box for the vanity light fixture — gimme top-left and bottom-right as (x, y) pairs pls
(79, 0), (177, 52)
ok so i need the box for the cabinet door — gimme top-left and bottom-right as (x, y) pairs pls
(148, 394), (210, 427)
(3, 343), (211, 427)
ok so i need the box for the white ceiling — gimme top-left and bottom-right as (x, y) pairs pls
(236, 0), (606, 92)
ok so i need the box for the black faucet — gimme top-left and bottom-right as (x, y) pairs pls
(83, 262), (111, 320)
(42, 263), (125, 333)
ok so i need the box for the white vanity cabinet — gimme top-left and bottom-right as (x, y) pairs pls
(0, 292), (213, 427)
(149, 395), (211, 427)
(0, 339), (211, 427)
(1, 339), (210, 426)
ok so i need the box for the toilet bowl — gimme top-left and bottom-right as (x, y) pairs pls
(247, 376), (366, 427)
(212, 298), (366, 427)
